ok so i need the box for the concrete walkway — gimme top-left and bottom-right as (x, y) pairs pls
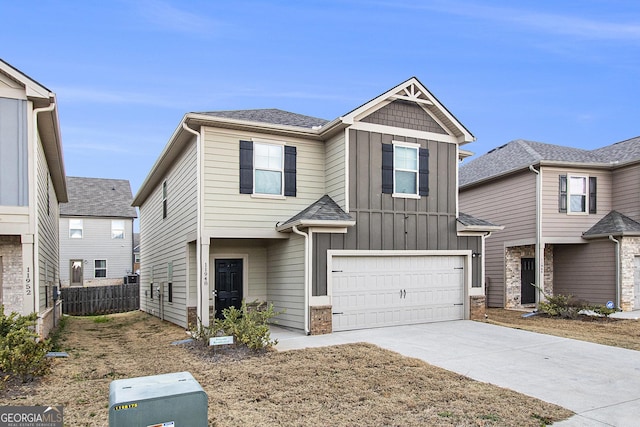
(271, 321), (640, 426)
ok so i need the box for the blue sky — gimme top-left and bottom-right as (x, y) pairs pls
(3, 0), (640, 198)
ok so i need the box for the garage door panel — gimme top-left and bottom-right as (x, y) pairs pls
(332, 255), (464, 331)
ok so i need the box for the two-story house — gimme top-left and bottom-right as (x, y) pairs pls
(59, 177), (137, 287)
(459, 137), (640, 312)
(133, 78), (501, 334)
(0, 59), (68, 338)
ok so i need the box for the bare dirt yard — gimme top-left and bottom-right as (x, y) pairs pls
(0, 311), (572, 426)
(483, 308), (640, 351)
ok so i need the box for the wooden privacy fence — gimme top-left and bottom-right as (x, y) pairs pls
(62, 284), (139, 316)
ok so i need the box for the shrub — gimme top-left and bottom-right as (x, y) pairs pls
(590, 304), (616, 318)
(536, 289), (588, 319)
(191, 300), (282, 351)
(0, 305), (51, 381)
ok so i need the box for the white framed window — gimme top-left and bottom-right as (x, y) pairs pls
(112, 220), (125, 239)
(393, 142), (419, 197)
(94, 259), (107, 278)
(254, 142), (283, 195)
(162, 181), (168, 219)
(568, 175), (587, 213)
(69, 219), (83, 239)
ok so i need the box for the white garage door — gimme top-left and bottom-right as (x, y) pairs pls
(331, 255), (465, 332)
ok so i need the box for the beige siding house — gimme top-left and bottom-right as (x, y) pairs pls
(459, 137), (640, 311)
(59, 177), (137, 288)
(133, 78), (500, 333)
(0, 59), (68, 338)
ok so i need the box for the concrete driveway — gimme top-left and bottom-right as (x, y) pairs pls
(271, 321), (640, 426)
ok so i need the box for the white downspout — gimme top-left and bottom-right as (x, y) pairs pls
(292, 226), (310, 334)
(529, 165), (542, 308)
(481, 231), (492, 292)
(609, 235), (621, 309)
(182, 122), (205, 325)
(32, 102), (56, 316)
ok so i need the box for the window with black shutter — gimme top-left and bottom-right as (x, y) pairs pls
(382, 142), (429, 197)
(239, 140), (296, 197)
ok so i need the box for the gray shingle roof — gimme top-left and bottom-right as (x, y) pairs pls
(197, 109), (329, 129)
(281, 195), (353, 227)
(583, 210), (640, 238)
(60, 177), (137, 218)
(460, 137), (640, 187)
(457, 212), (501, 228)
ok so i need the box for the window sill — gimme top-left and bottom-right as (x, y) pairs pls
(392, 193), (421, 200)
(251, 194), (286, 200)
(566, 211), (588, 216)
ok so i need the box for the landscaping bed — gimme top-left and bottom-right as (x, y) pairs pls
(483, 308), (640, 351)
(0, 311), (572, 426)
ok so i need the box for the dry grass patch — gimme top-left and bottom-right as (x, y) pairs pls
(483, 308), (640, 351)
(1, 311), (572, 426)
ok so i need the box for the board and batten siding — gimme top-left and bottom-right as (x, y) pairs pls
(201, 128), (326, 233)
(459, 170), (537, 307)
(313, 129), (465, 295)
(37, 140), (60, 311)
(553, 241), (615, 304)
(612, 163), (640, 219)
(267, 234), (305, 329)
(325, 132), (346, 210)
(139, 139), (198, 328)
(541, 166), (612, 239)
(59, 217), (133, 283)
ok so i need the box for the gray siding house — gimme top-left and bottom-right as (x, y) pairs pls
(133, 78), (500, 333)
(59, 177), (137, 287)
(459, 137), (640, 312)
(0, 59), (68, 338)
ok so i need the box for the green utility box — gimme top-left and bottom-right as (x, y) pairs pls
(109, 371), (207, 427)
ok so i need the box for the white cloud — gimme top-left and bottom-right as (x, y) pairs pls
(134, 0), (218, 35)
(56, 86), (176, 108)
(379, 0), (640, 42)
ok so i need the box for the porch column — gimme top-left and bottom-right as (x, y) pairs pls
(21, 234), (35, 315)
(198, 241), (210, 327)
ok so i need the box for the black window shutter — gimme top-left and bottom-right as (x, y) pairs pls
(418, 147), (429, 196)
(239, 140), (253, 194)
(589, 176), (597, 214)
(382, 143), (393, 194)
(559, 175), (567, 213)
(284, 145), (297, 197)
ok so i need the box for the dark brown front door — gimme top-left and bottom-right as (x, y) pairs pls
(521, 258), (536, 304)
(214, 259), (243, 319)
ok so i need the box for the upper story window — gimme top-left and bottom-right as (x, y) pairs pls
(254, 143), (283, 195)
(162, 180), (168, 219)
(382, 141), (429, 198)
(112, 220), (125, 239)
(394, 144), (419, 195)
(559, 174), (597, 214)
(239, 140), (297, 197)
(69, 219), (83, 238)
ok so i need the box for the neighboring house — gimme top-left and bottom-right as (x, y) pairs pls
(59, 177), (137, 287)
(133, 77), (500, 334)
(0, 59), (68, 338)
(133, 232), (140, 274)
(459, 137), (640, 312)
